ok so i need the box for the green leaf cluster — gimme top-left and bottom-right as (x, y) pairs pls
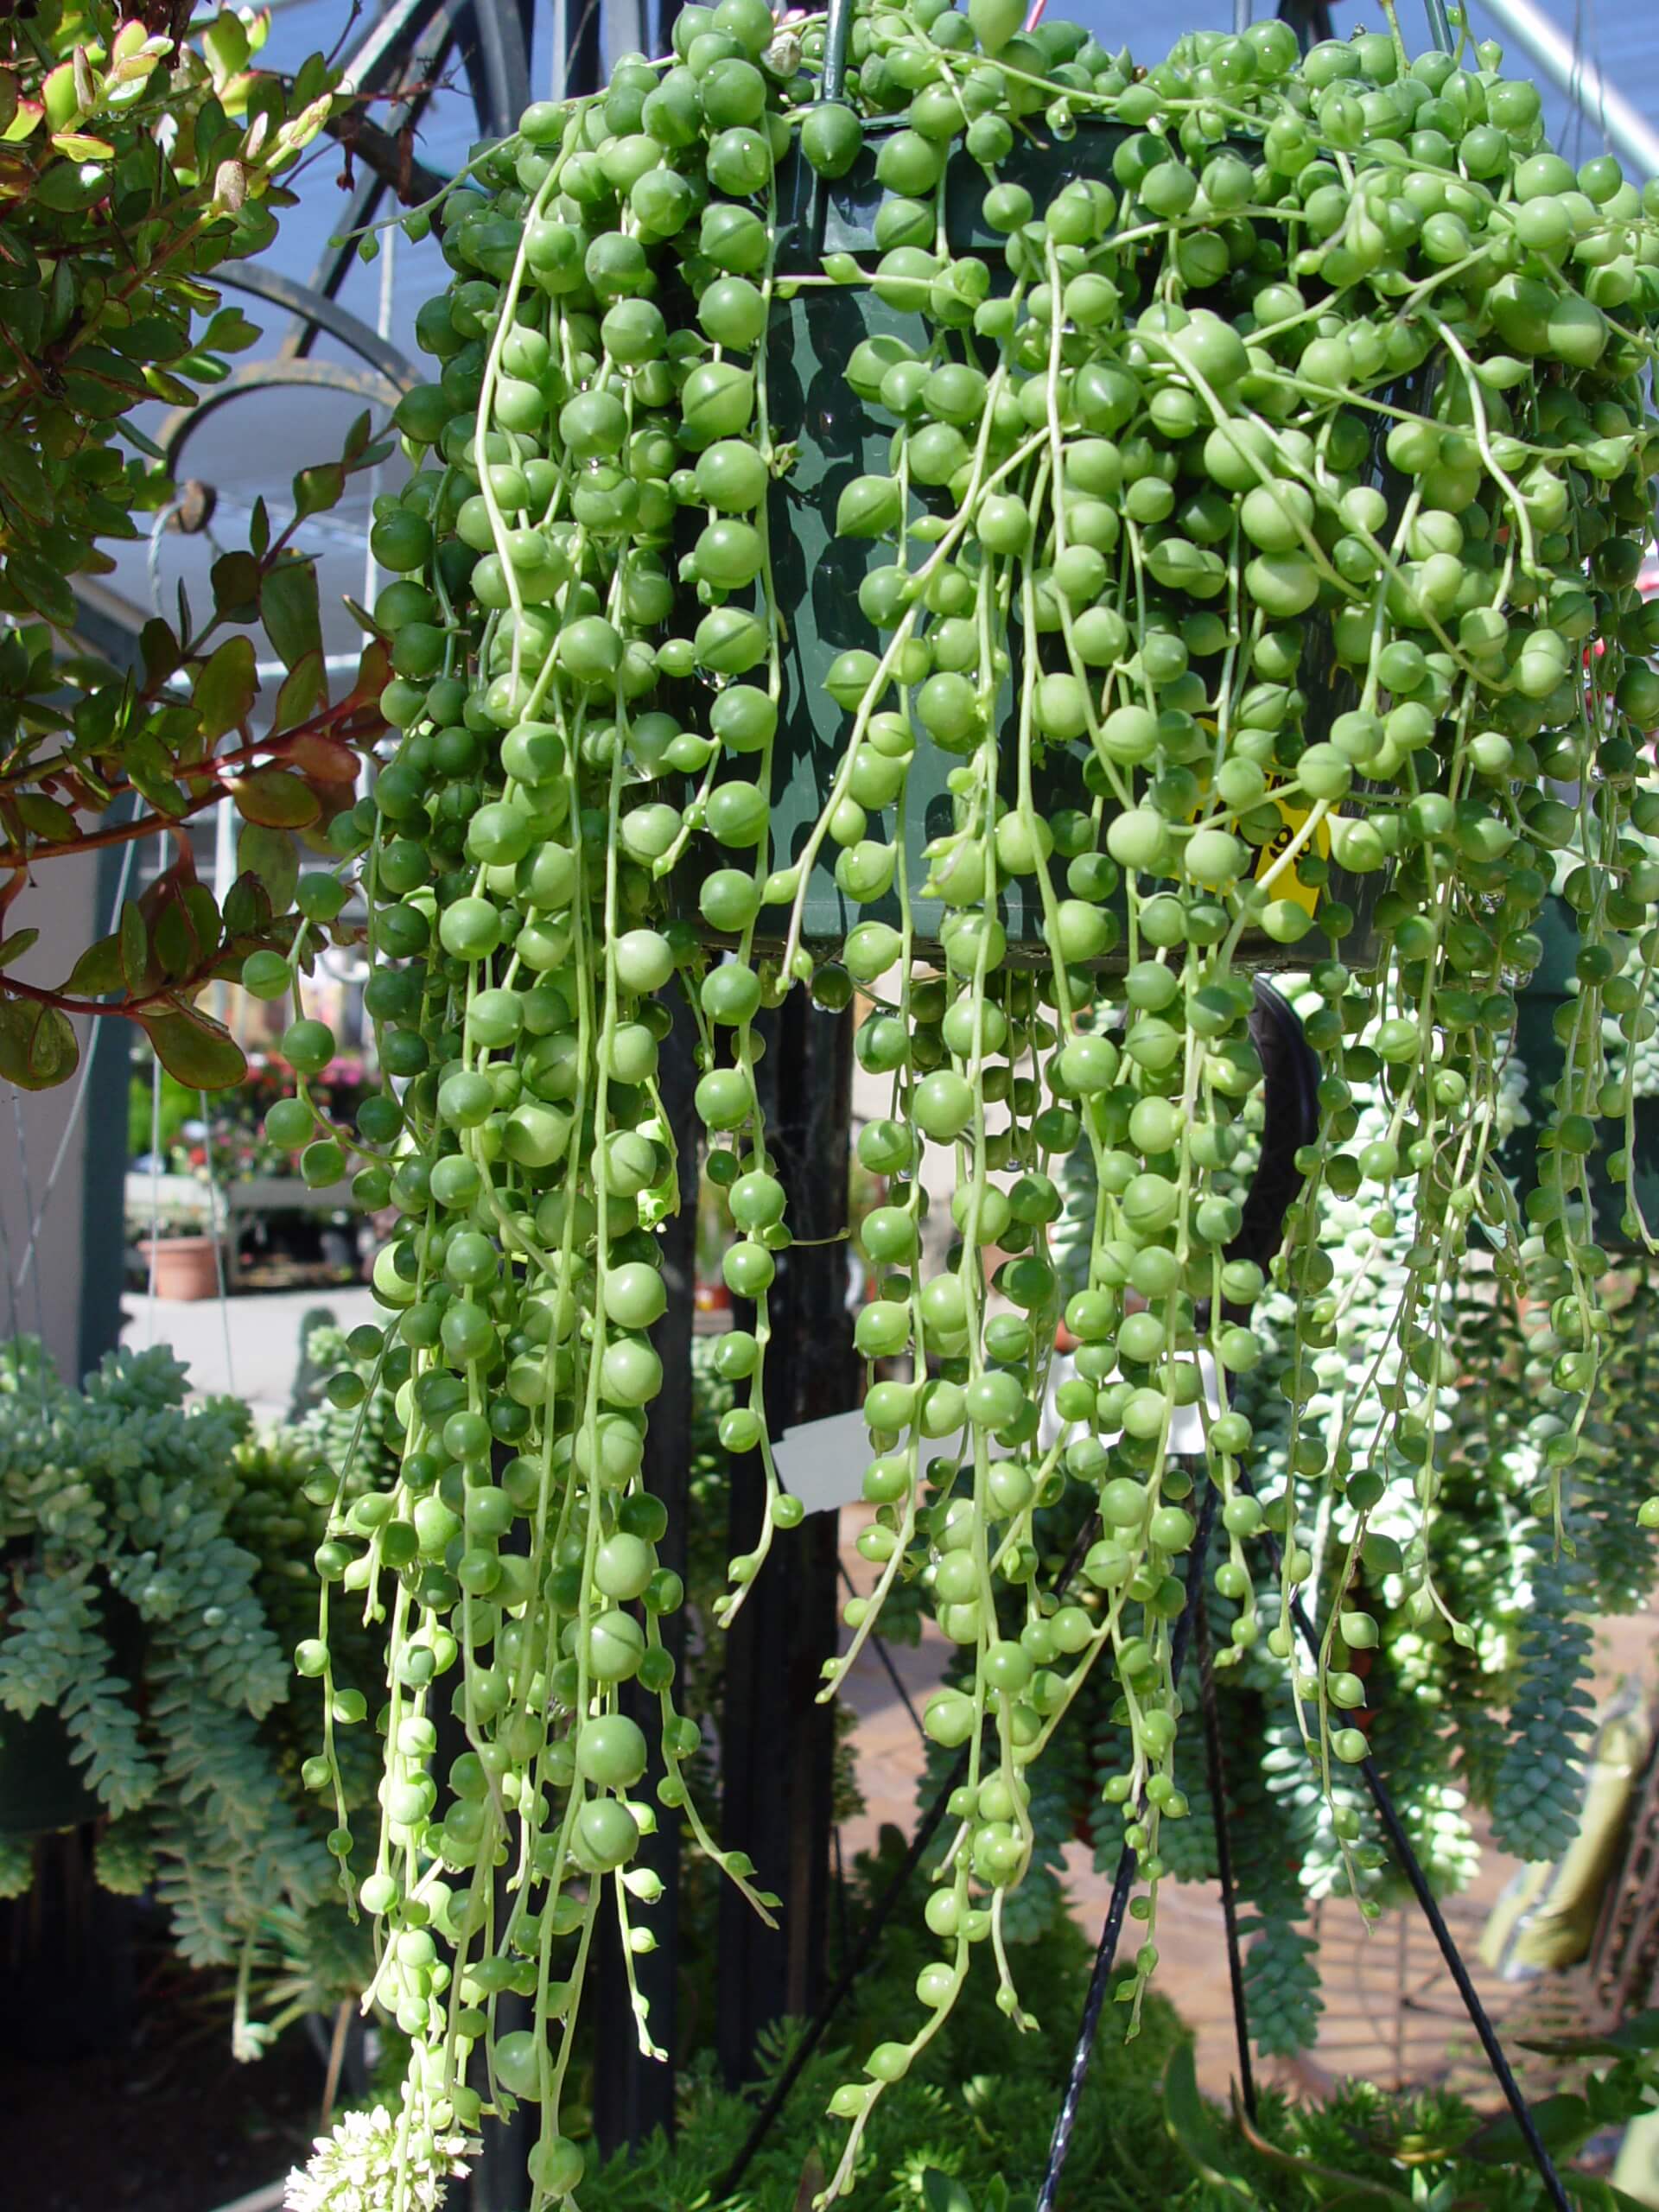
(0, 7), (397, 1088)
(0, 1), (316, 598)
(0, 1337), (379, 2013)
(578, 1827), (1197, 2212)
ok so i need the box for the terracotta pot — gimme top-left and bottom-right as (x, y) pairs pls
(137, 1236), (221, 1301)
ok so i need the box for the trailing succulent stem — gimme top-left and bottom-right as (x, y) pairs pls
(276, 3), (1659, 2204)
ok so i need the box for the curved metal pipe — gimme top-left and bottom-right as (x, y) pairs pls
(156, 359), (404, 475)
(214, 264), (419, 391)
(1478, 0), (1659, 180)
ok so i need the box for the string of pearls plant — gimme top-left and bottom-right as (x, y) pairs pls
(280, 0), (1659, 2202)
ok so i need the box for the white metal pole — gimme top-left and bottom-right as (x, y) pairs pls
(213, 791), (237, 1028)
(1476, 0), (1659, 181)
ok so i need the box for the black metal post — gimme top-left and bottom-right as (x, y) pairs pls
(1276, 0), (1336, 51)
(593, 998), (698, 2155)
(456, 0), (536, 137)
(714, 1508), (1107, 2198)
(563, 0), (603, 100)
(716, 995), (855, 2089)
(470, 1979), (536, 2212)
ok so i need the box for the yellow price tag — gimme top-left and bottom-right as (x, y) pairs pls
(1181, 729), (1339, 916)
(1255, 799), (1336, 916)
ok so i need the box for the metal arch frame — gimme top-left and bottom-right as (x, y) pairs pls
(300, 0), (464, 361)
(118, 0), (606, 563)
(222, 264), (420, 394)
(155, 360), (407, 479)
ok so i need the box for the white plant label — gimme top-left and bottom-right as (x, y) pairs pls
(774, 1351), (1222, 1517)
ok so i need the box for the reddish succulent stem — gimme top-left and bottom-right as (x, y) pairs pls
(0, 695), (382, 871)
(0, 966), (210, 1021)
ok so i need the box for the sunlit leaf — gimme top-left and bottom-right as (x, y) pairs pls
(193, 633), (257, 741)
(139, 1004), (245, 1090)
(0, 996), (79, 1089)
(50, 131), (114, 160)
(292, 461), (344, 520)
(204, 13), (251, 91)
(200, 307), (259, 353)
(231, 766), (319, 828)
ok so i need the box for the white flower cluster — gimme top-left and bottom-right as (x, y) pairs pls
(284, 2104), (476, 2212)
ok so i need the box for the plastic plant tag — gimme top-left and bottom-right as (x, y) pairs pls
(776, 1351), (1222, 1521)
(1039, 1351), (1222, 1458)
(773, 1408), (877, 1517)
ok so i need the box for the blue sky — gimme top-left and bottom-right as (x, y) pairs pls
(104, 0), (1659, 661)
(211, 0), (1659, 415)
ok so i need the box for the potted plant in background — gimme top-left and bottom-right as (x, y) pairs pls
(124, 1171), (226, 1301)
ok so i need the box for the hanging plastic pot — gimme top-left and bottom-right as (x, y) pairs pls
(0, 1583), (144, 1840)
(0, 1707), (100, 1838)
(708, 58), (1408, 969)
(1499, 893), (1659, 1255)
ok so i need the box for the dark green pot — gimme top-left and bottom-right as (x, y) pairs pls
(717, 121), (1396, 969)
(1497, 893), (1659, 1255)
(0, 1707), (100, 1838)
(0, 1578), (143, 1839)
